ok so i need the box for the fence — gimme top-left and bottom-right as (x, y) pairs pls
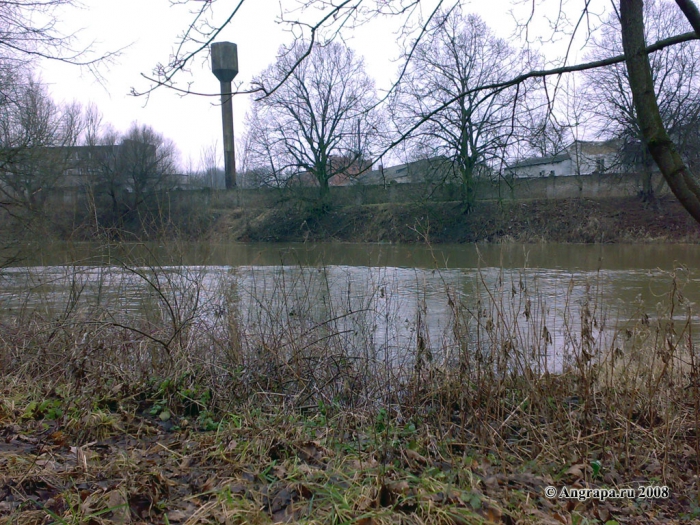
(164, 171), (669, 210)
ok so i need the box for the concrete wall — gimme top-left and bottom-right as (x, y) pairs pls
(105, 172), (671, 212)
(493, 172), (670, 200)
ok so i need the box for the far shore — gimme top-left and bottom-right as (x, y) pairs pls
(209, 195), (700, 245)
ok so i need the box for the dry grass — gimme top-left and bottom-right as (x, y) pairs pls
(0, 249), (699, 523)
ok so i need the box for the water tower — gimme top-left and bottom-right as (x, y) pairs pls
(211, 42), (238, 189)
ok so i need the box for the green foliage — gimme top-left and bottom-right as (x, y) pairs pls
(144, 373), (220, 430)
(375, 407), (388, 433)
(196, 410), (219, 431)
(148, 398), (168, 419)
(22, 398), (64, 420)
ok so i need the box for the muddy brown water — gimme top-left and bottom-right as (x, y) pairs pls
(2, 242), (699, 370)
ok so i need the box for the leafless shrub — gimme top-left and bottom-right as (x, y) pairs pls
(3, 256), (698, 490)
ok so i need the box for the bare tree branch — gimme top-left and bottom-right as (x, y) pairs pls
(244, 40), (379, 202)
(675, 0), (700, 33)
(0, 0), (121, 82)
(621, 0), (700, 222)
(377, 28), (700, 162)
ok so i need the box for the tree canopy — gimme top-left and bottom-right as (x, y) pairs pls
(244, 40), (379, 200)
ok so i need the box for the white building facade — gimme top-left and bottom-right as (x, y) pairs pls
(509, 140), (621, 178)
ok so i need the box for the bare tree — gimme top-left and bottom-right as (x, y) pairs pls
(0, 0), (118, 224)
(115, 124), (178, 217)
(0, 0), (118, 95)
(237, 123), (279, 189)
(87, 123), (178, 227)
(620, 0), (700, 220)
(86, 127), (122, 218)
(181, 141), (224, 189)
(197, 141), (224, 189)
(151, 0), (700, 224)
(513, 74), (592, 161)
(518, 108), (571, 159)
(671, 99), (700, 173)
(390, 9), (531, 210)
(583, 0), (700, 199)
(0, 1), (116, 263)
(82, 102), (104, 148)
(0, 76), (82, 216)
(247, 40), (379, 203)
(240, 103), (294, 189)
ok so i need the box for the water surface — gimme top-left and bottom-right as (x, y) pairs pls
(2, 242), (697, 372)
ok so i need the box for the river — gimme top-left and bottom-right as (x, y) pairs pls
(1, 242), (698, 372)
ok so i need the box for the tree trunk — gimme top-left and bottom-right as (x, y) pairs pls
(459, 158), (476, 214)
(641, 149), (655, 202)
(318, 176), (330, 198)
(317, 173), (331, 212)
(620, 0), (700, 224)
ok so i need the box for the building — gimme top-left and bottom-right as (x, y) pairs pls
(355, 156), (455, 186)
(0, 144), (120, 206)
(507, 152), (572, 179)
(287, 156), (373, 187)
(328, 155), (372, 186)
(0, 141), (167, 209)
(508, 140), (622, 178)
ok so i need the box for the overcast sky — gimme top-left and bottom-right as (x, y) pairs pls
(37, 0), (608, 171)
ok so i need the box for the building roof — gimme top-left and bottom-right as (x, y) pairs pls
(510, 140), (622, 171)
(511, 152), (571, 169)
(570, 139), (619, 155)
(356, 156), (452, 185)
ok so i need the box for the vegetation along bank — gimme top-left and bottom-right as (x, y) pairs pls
(211, 195), (700, 244)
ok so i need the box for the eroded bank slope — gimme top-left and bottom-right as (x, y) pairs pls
(211, 196), (700, 244)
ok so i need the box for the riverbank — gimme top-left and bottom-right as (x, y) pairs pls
(0, 265), (698, 523)
(212, 196), (700, 244)
(0, 378), (694, 524)
(3, 194), (698, 245)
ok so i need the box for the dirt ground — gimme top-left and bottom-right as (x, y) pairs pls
(1, 390), (697, 524)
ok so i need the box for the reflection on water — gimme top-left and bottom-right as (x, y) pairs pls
(1, 241), (698, 372)
(9, 240), (700, 271)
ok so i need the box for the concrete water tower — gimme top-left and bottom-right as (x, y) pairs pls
(211, 42), (238, 189)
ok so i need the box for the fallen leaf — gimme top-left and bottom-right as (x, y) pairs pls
(107, 490), (130, 525)
(166, 509), (188, 522)
(388, 480), (411, 495)
(270, 487), (298, 514)
(595, 505), (610, 522)
(482, 503), (503, 524)
(272, 464), (287, 479)
(565, 464), (585, 479)
(483, 476), (499, 490)
(200, 476), (217, 492)
(272, 504), (298, 523)
(404, 449), (428, 464)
